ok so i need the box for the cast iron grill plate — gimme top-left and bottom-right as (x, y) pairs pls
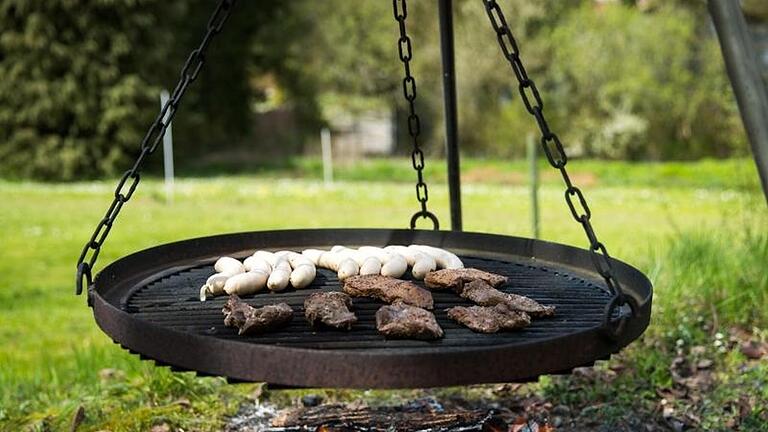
(90, 229), (652, 388)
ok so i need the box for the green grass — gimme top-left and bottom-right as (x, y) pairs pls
(0, 158), (766, 430)
(183, 156), (761, 190)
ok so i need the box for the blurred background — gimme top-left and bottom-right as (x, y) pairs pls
(2, 0), (767, 179)
(1, 1), (767, 431)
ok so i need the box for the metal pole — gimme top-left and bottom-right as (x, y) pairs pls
(321, 127), (333, 186)
(438, 0), (463, 230)
(527, 134), (540, 239)
(709, 0), (768, 204)
(160, 90), (174, 204)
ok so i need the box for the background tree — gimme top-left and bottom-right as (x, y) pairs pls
(0, 0), (179, 179)
(0, 0), (752, 179)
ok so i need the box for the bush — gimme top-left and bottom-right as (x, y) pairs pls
(546, 3), (746, 160)
(0, 0), (178, 180)
(0, 1), (274, 180)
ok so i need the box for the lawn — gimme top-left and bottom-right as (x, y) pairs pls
(0, 158), (766, 431)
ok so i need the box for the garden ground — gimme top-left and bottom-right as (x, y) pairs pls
(0, 158), (766, 431)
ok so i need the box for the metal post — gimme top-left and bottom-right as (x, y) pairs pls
(321, 128), (333, 186)
(709, 0), (768, 204)
(160, 90), (174, 204)
(438, 0), (463, 230)
(527, 134), (540, 239)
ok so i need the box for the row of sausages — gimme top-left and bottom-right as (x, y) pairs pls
(199, 245), (464, 301)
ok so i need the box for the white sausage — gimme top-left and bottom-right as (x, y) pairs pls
(273, 251), (317, 288)
(340, 246), (381, 275)
(381, 253), (407, 278)
(214, 257), (245, 275)
(244, 255), (272, 274)
(318, 250), (353, 271)
(337, 258), (359, 281)
(206, 273), (230, 295)
(387, 245), (437, 279)
(410, 245), (464, 269)
(267, 260), (292, 291)
(254, 251), (278, 267)
(285, 251), (314, 269)
(317, 251), (338, 270)
(223, 270), (268, 296)
(199, 273), (231, 301)
(357, 246), (389, 262)
(358, 246), (407, 278)
(411, 255), (437, 279)
(384, 245), (416, 265)
(301, 249), (325, 265)
(273, 250), (292, 263)
(290, 264), (316, 289)
(325, 247), (362, 265)
(359, 256), (382, 275)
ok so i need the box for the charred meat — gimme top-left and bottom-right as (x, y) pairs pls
(460, 280), (555, 317)
(342, 274), (434, 309)
(447, 304), (531, 333)
(222, 295), (293, 335)
(222, 294), (254, 328)
(424, 268), (508, 292)
(375, 301), (444, 340)
(304, 292), (357, 330)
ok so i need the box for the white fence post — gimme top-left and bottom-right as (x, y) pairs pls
(160, 90), (174, 203)
(321, 127), (333, 185)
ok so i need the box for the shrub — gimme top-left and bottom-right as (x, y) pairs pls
(0, 0), (177, 180)
(546, 3), (746, 160)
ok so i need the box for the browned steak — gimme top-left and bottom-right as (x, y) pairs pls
(375, 302), (444, 340)
(342, 275), (434, 309)
(222, 294), (253, 328)
(304, 292), (357, 330)
(460, 280), (555, 317)
(222, 295), (293, 335)
(447, 304), (531, 333)
(424, 268), (508, 291)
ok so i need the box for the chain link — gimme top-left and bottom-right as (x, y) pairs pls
(393, 0), (439, 230)
(480, 0), (632, 335)
(76, 0), (237, 296)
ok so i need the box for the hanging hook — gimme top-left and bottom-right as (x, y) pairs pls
(601, 294), (637, 340)
(76, 262), (92, 296)
(410, 211), (440, 230)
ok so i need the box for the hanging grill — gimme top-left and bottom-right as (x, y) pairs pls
(76, 0), (652, 388)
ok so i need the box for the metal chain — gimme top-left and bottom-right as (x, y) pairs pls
(480, 0), (634, 337)
(393, 0), (439, 230)
(76, 0), (237, 296)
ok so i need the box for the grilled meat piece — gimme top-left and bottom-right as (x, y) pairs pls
(304, 292), (357, 330)
(424, 268), (508, 292)
(375, 301), (444, 340)
(222, 294), (254, 328)
(342, 274), (434, 309)
(447, 304), (531, 333)
(460, 280), (555, 317)
(222, 295), (293, 335)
